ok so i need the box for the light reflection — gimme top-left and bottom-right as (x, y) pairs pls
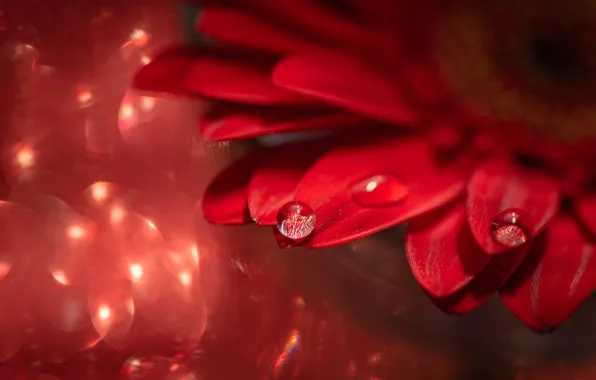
(13, 44), (38, 72)
(178, 271), (192, 287)
(140, 55), (152, 65)
(98, 304), (111, 321)
(146, 220), (157, 231)
(89, 278), (135, 347)
(122, 356), (198, 380)
(52, 270), (69, 286)
(128, 263), (144, 282)
(118, 98), (137, 132)
(140, 96), (155, 111)
(129, 29), (149, 46)
(110, 205), (125, 224)
(367, 352), (382, 365)
(163, 243), (201, 281)
(294, 296), (306, 308)
(191, 245), (199, 266)
(66, 224), (86, 240)
(272, 330), (301, 378)
(0, 262), (11, 280)
(88, 182), (111, 204)
(121, 28), (151, 63)
(76, 87), (94, 108)
(14, 145), (35, 169)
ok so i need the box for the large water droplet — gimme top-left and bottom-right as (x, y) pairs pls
(276, 201), (316, 240)
(350, 174), (409, 207)
(491, 209), (532, 248)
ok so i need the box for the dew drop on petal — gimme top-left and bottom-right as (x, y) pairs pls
(350, 174), (409, 207)
(276, 201), (316, 240)
(491, 209), (532, 248)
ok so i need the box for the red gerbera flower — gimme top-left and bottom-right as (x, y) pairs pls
(134, 0), (596, 331)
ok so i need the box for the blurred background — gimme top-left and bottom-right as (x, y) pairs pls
(1, 1), (596, 379)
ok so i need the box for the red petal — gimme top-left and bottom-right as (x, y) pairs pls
(198, 6), (310, 53)
(248, 140), (332, 225)
(432, 246), (527, 314)
(466, 158), (561, 254)
(400, 59), (450, 107)
(186, 52), (310, 105)
(500, 215), (596, 330)
(202, 150), (263, 224)
(575, 192), (596, 235)
(294, 137), (466, 247)
(133, 48), (196, 94)
(405, 201), (492, 297)
(200, 105), (363, 141)
(272, 51), (419, 126)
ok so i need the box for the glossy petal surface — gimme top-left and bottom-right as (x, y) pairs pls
(133, 48), (197, 94)
(248, 141), (331, 225)
(200, 105), (362, 141)
(273, 51), (419, 125)
(466, 158), (561, 254)
(406, 202), (491, 297)
(432, 247), (527, 314)
(500, 215), (596, 330)
(187, 52), (309, 105)
(294, 137), (466, 247)
(202, 150), (263, 224)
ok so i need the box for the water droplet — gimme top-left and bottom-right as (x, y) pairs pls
(276, 201), (316, 240)
(350, 174), (409, 207)
(491, 209), (532, 248)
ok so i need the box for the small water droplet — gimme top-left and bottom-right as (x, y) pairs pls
(350, 174), (409, 207)
(276, 201), (316, 240)
(491, 209), (532, 248)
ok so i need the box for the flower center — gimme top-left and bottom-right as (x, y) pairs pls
(436, 1), (596, 142)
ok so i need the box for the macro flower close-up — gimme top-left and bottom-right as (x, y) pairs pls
(135, 0), (596, 332)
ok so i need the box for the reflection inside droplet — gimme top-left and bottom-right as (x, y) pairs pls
(276, 201), (316, 240)
(350, 174), (409, 207)
(491, 209), (532, 248)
